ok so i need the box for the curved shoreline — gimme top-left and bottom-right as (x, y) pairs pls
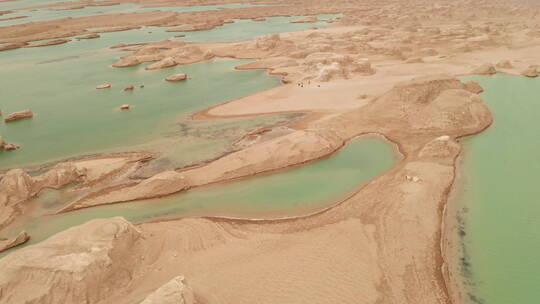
(440, 116), (494, 304)
(134, 132), (404, 223)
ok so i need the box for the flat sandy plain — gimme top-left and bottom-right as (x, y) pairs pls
(1, 0), (540, 303)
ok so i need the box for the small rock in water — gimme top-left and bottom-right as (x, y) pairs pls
(140, 85), (145, 88)
(76, 33), (100, 40)
(165, 73), (188, 82)
(124, 85), (135, 91)
(0, 231), (30, 253)
(4, 109), (33, 123)
(3, 143), (19, 150)
(96, 83), (111, 89)
(0, 136), (20, 151)
(464, 80), (484, 94)
(120, 104), (130, 110)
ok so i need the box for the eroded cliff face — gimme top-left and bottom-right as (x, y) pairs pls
(0, 153), (152, 229)
(0, 217), (140, 304)
(141, 276), (196, 304)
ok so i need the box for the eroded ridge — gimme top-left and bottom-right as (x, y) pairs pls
(0, 76), (491, 304)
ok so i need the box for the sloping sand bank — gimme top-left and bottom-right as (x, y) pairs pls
(0, 76), (492, 303)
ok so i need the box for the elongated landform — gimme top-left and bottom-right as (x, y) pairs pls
(1, 0), (540, 303)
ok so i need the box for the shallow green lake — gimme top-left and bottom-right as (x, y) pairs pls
(0, 12), (339, 170)
(1, 135), (396, 256)
(0, 2), (275, 26)
(458, 74), (540, 304)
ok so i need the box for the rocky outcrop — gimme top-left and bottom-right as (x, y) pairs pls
(0, 137), (16, 151)
(471, 63), (496, 75)
(145, 57), (177, 70)
(141, 276), (195, 304)
(165, 21), (221, 32)
(0, 163), (85, 228)
(291, 16), (318, 23)
(76, 33), (100, 40)
(96, 82), (111, 89)
(522, 66), (538, 77)
(60, 171), (189, 212)
(0, 42), (27, 51)
(26, 39), (69, 48)
(254, 33), (283, 51)
(4, 109), (33, 122)
(2, 143), (18, 150)
(0, 217), (140, 304)
(34, 162), (84, 190)
(112, 56), (140, 68)
(305, 53), (375, 82)
(496, 60), (513, 69)
(0, 169), (36, 207)
(165, 73), (188, 81)
(0, 154), (150, 227)
(464, 80), (484, 94)
(0, 231), (30, 253)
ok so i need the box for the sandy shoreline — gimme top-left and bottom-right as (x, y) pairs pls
(440, 118), (494, 304)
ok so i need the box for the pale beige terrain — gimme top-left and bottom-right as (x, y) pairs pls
(1, 0), (540, 303)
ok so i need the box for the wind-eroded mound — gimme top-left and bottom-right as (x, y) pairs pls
(141, 276), (195, 304)
(0, 217), (140, 304)
(60, 129), (344, 211)
(0, 153), (152, 229)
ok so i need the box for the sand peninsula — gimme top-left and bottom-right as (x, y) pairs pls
(1, 0), (540, 303)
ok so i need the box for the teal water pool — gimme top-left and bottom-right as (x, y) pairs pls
(458, 74), (540, 304)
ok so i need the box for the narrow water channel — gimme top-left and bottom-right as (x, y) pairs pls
(1, 135), (397, 257)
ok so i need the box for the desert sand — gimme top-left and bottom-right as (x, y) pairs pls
(2, 0), (540, 303)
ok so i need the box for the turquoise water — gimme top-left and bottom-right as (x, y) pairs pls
(0, 35), (282, 168)
(177, 14), (340, 42)
(0, 12), (340, 170)
(1, 135), (396, 256)
(0, 3), (274, 26)
(459, 74), (540, 304)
